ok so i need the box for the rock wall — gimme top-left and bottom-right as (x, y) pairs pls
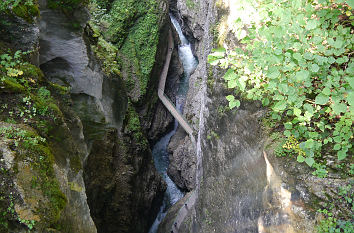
(0, 2), (96, 232)
(78, 0), (182, 232)
(0, 0), (178, 232)
(162, 0), (328, 232)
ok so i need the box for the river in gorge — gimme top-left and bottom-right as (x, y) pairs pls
(148, 14), (198, 233)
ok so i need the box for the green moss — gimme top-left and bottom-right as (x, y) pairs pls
(12, 3), (39, 23)
(49, 83), (70, 95)
(47, 0), (87, 13)
(88, 0), (162, 99)
(119, 8), (159, 97)
(91, 37), (120, 75)
(3, 126), (68, 230)
(186, 0), (196, 9)
(103, 0), (139, 47)
(25, 144), (67, 224)
(21, 63), (44, 82)
(0, 78), (25, 93)
(125, 102), (148, 147)
(69, 153), (82, 173)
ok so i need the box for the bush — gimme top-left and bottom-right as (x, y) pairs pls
(208, 0), (353, 176)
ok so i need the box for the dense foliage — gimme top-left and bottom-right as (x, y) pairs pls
(209, 0), (353, 230)
(0, 0), (39, 22)
(209, 0), (353, 174)
(47, 0), (87, 13)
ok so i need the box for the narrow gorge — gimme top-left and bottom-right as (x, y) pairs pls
(0, 0), (352, 233)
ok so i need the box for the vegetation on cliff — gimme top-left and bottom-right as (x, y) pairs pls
(0, 39), (73, 232)
(0, 0), (39, 23)
(0, 0), (167, 232)
(209, 0), (353, 231)
(47, 0), (88, 14)
(87, 0), (165, 100)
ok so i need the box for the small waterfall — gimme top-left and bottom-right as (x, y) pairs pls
(170, 14), (198, 115)
(149, 14), (198, 233)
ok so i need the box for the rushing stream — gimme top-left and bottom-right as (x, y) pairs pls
(149, 15), (198, 233)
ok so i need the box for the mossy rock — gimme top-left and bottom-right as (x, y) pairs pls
(17, 142), (67, 228)
(47, 0), (88, 14)
(21, 63), (44, 82)
(117, 0), (161, 99)
(0, 123), (67, 231)
(12, 3), (40, 23)
(90, 37), (119, 75)
(124, 101), (148, 147)
(0, 78), (25, 93)
(69, 153), (82, 174)
(49, 82), (70, 95)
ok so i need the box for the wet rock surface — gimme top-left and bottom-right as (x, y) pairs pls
(168, 128), (196, 191)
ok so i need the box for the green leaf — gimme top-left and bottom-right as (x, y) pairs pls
(338, 150), (347, 160)
(306, 19), (318, 30)
(226, 95), (235, 102)
(322, 87), (331, 96)
(333, 144), (341, 150)
(262, 98), (270, 106)
(273, 100), (287, 112)
(274, 48), (282, 55)
(315, 94), (329, 105)
(229, 99), (241, 109)
(305, 157), (315, 167)
(346, 76), (354, 89)
(226, 95), (240, 109)
(328, 56), (336, 64)
(304, 103), (314, 114)
(208, 58), (220, 66)
(294, 108), (301, 116)
(333, 39), (343, 49)
(293, 53), (302, 61)
(347, 91), (354, 106)
(224, 69), (237, 81)
(304, 52), (314, 60)
(284, 122), (293, 129)
(284, 130), (291, 137)
(228, 79), (237, 88)
(332, 102), (347, 115)
(305, 139), (314, 148)
(295, 70), (310, 82)
(239, 76), (248, 91)
(297, 155), (305, 163)
(347, 0), (354, 9)
(311, 63), (319, 72)
(268, 70), (280, 79)
(210, 48), (226, 58)
(334, 136), (341, 143)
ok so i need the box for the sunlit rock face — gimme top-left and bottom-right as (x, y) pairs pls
(162, 0), (318, 232)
